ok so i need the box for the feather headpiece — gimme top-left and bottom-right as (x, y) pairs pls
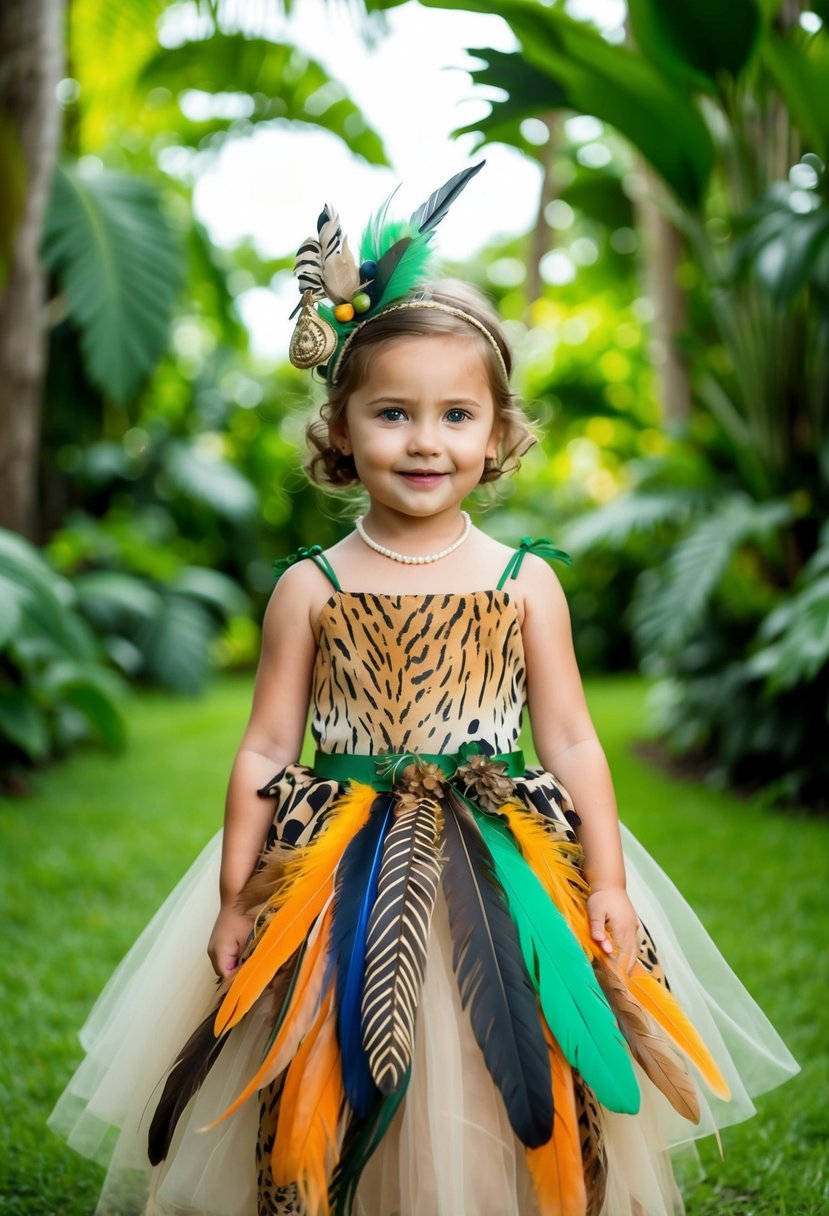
(288, 162), (486, 382)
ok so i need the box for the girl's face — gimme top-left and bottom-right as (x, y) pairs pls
(330, 334), (500, 522)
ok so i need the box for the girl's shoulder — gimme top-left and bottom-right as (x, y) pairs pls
(493, 535), (572, 589)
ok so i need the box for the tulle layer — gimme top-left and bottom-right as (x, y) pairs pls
(49, 825), (798, 1216)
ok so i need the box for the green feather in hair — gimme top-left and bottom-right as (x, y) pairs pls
(292, 162), (485, 381)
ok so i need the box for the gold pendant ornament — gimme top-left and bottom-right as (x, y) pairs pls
(289, 291), (337, 369)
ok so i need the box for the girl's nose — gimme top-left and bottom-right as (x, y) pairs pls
(407, 422), (441, 456)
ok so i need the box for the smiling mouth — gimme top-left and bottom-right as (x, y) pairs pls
(396, 471), (447, 487)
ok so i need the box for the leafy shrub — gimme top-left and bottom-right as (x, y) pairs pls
(0, 530), (127, 785)
(47, 513), (253, 694)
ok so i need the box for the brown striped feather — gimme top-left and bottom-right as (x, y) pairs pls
(360, 796), (443, 1093)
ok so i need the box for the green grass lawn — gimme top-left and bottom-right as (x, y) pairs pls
(1, 675), (826, 1215)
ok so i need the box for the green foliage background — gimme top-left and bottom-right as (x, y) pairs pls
(1, 0), (827, 803)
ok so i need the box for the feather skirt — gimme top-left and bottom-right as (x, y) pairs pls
(48, 774), (798, 1216)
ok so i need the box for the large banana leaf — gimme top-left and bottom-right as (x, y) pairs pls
(41, 161), (185, 404)
(627, 0), (761, 92)
(419, 0), (715, 206)
(454, 47), (568, 151)
(138, 35), (388, 165)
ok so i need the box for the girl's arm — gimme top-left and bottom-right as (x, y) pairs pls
(208, 564), (319, 978)
(519, 556), (639, 966)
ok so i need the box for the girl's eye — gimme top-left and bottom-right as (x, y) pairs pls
(379, 407), (406, 422)
(446, 408), (470, 423)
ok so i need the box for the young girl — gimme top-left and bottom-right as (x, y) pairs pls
(50, 166), (797, 1216)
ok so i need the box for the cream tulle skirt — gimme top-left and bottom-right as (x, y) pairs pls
(48, 826), (798, 1216)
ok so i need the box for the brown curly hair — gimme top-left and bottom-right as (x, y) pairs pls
(305, 280), (537, 489)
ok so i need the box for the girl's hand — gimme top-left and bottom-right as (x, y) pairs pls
(207, 905), (254, 979)
(587, 887), (639, 972)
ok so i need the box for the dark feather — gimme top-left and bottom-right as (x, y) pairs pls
(439, 786), (553, 1148)
(361, 796), (442, 1094)
(147, 996), (228, 1165)
(330, 797), (393, 1117)
(408, 160), (486, 235)
(329, 1074), (411, 1216)
(372, 235), (413, 304)
(147, 943), (302, 1165)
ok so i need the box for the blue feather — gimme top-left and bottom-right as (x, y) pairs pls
(329, 795), (395, 1117)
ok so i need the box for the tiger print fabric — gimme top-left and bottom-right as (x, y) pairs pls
(311, 591), (526, 755)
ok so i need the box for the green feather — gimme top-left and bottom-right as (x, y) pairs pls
(376, 234), (434, 304)
(473, 809), (640, 1115)
(360, 216), (410, 263)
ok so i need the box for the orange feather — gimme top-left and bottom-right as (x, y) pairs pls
(215, 783), (377, 1036)
(498, 803), (596, 959)
(625, 961), (731, 1100)
(205, 896), (335, 1128)
(525, 1016), (588, 1216)
(272, 986), (346, 1216)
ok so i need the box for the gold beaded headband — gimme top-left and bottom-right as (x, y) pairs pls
(287, 162), (494, 383)
(328, 297), (510, 386)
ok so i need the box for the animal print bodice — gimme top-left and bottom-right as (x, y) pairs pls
(311, 591), (526, 755)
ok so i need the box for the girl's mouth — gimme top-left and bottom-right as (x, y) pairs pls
(397, 471), (447, 487)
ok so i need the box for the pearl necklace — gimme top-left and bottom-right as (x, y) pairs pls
(355, 512), (472, 564)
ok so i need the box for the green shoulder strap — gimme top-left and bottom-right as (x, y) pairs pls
(496, 536), (572, 590)
(272, 545), (342, 592)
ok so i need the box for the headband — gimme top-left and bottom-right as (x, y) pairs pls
(287, 161), (508, 385)
(329, 296), (510, 386)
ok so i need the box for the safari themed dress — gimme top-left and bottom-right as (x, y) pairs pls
(49, 542), (798, 1216)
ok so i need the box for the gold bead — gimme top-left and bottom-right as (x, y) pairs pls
(333, 303), (355, 322)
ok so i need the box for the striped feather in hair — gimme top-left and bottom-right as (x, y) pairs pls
(294, 235), (325, 298)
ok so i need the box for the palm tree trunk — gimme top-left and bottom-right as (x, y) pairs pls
(526, 115), (561, 306)
(0, 0), (64, 539)
(635, 168), (692, 427)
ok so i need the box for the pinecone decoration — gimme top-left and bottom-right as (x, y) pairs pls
(454, 754), (517, 815)
(399, 760), (446, 800)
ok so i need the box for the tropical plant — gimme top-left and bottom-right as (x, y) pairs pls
(41, 161), (186, 405)
(3, 0), (389, 539)
(72, 565), (251, 695)
(0, 528), (127, 788)
(378, 0), (829, 805)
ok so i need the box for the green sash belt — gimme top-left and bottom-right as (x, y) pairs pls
(313, 746), (526, 791)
